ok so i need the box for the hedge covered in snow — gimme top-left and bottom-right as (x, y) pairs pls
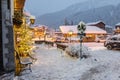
(65, 44), (90, 58)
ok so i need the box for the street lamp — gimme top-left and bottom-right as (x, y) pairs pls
(116, 27), (120, 33)
(68, 30), (73, 43)
(30, 15), (35, 25)
(77, 21), (86, 59)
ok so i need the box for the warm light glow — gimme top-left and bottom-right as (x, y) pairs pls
(68, 30), (73, 43)
(44, 30), (46, 35)
(69, 32), (73, 35)
(86, 35), (92, 38)
(68, 30), (73, 36)
(14, 0), (26, 9)
(89, 35), (92, 37)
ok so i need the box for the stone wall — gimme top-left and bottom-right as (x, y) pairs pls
(0, 0), (15, 79)
(0, 0), (4, 73)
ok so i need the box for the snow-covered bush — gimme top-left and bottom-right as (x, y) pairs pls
(65, 44), (90, 58)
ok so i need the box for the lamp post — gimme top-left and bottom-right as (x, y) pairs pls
(29, 15), (35, 39)
(30, 15), (35, 25)
(116, 27), (120, 34)
(77, 21), (86, 59)
(68, 30), (73, 43)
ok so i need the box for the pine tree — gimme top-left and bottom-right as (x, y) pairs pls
(64, 18), (69, 25)
(71, 20), (73, 25)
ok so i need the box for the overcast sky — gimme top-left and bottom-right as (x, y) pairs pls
(24, 0), (87, 16)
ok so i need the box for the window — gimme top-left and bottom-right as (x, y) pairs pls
(111, 37), (117, 40)
(7, 0), (10, 9)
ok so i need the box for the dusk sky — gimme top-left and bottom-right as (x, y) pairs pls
(25, 0), (87, 16)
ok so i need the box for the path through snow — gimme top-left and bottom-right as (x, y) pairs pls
(15, 43), (120, 80)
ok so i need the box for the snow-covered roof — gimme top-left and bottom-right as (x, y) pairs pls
(86, 21), (105, 25)
(23, 11), (31, 17)
(112, 34), (120, 38)
(105, 25), (113, 28)
(60, 25), (107, 34)
(116, 23), (120, 26)
(67, 37), (80, 40)
(34, 25), (48, 28)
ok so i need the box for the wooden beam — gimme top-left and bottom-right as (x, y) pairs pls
(14, 0), (26, 9)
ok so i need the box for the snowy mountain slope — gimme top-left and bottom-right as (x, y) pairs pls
(36, 0), (120, 28)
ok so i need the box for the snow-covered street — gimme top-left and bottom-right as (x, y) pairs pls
(15, 43), (120, 80)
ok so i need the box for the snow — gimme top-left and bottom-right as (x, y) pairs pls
(85, 26), (106, 34)
(86, 21), (104, 25)
(23, 11), (31, 17)
(105, 25), (113, 28)
(65, 44), (90, 58)
(116, 23), (120, 26)
(60, 25), (107, 34)
(14, 43), (120, 80)
(67, 37), (80, 41)
(108, 34), (120, 39)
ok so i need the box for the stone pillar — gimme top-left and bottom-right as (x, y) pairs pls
(0, 0), (15, 79)
(2, 0), (15, 72)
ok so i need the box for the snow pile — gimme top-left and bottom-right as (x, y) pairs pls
(65, 44), (90, 58)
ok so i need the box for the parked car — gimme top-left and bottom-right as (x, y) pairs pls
(95, 37), (106, 43)
(104, 34), (120, 50)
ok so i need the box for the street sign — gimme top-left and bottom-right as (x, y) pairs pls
(77, 21), (86, 32)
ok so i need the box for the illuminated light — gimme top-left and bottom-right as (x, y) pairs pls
(30, 15), (35, 24)
(68, 30), (73, 43)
